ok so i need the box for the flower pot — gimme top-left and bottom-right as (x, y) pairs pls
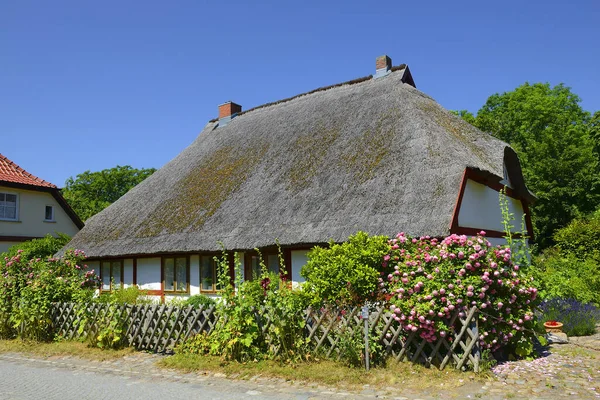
(544, 321), (563, 333)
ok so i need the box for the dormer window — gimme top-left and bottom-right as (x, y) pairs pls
(0, 192), (18, 221)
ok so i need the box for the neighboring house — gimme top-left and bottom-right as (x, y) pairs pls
(0, 154), (83, 253)
(62, 55), (535, 302)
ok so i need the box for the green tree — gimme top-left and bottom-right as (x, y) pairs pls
(450, 109), (476, 125)
(463, 83), (598, 249)
(62, 165), (156, 222)
(590, 111), (600, 162)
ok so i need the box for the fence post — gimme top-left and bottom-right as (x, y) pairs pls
(471, 308), (480, 372)
(361, 304), (370, 371)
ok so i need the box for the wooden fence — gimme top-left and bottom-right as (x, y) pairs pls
(51, 302), (480, 371)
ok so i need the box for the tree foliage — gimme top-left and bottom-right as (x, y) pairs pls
(62, 165), (156, 222)
(553, 209), (600, 260)
(591, 111), (600, 163)
(449, 109), (476, 125)
(457, 83), (599, 249)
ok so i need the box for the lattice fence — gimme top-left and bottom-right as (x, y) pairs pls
(51, 303), (479, 370)
(52, 302), (218, 352)
(303, 306), (480, 371)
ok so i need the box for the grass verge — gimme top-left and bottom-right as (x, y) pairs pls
(159, 354), (484, 392)
(0, 339), (489, 393)
(0, 339), (135, 361)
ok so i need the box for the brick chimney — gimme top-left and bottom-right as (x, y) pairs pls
(218, 101), (242, 127)
(374, 55), (392, 79)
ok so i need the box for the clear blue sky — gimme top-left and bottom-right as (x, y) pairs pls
(2, 0), (599, 187)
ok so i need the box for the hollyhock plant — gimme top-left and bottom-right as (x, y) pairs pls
(382, 232), (539, 355)
(0, 248), (100, 340)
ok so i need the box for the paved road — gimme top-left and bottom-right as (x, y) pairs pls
(0, 355), (335, 400)
(1, 344), (598, 400)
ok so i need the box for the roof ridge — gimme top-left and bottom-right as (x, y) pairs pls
(209, 64), (407, 123)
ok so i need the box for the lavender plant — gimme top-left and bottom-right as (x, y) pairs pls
(538, 298), (600, 336)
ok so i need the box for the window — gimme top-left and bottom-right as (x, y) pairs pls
(245, 252), (280, 281)
(100, 260), (123, 291)
(246, 254), (261, 280)
(0, 192), (18, 221)
(266, 254), (280, 275)
(44, 205), (54, 221)
(163, 256), (188, 293)
(200, 255), (217, 292)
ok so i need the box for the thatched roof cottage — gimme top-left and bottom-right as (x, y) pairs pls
(62, 55), (534, 301)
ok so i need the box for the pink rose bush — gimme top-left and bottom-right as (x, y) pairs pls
(0, 249), (100, 340)
(382, 232), (539, 353)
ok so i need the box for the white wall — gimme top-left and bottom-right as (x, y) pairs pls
(124, 259), (134, 287)
(486, 237), (508, 248)
(0, 186), (80, 238)
(190, 254), (200, 296)
(291, 250), (309, 283)
(458, 180), (525, 233)
(136, 257), (161, 290)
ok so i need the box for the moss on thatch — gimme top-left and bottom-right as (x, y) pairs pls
(287, 126), (341, 192)
(137, 142), (269, 237)
(417, 100), (496, 171)
(340, 110), (397, 184)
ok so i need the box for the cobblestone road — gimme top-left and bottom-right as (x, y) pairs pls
(0, 354), (328, 400)
(0, 340), (598, 400)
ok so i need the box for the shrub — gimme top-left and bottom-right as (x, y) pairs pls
(553, 210), (600, 260)
(335, 316), (384, 368)
(1, 234), (70, 260)
(538, 298), (600, 336)
(0, 249), (99, 340)
(262, 274), (311, 362)
(530, 209), (600, 306)
(96, 285), (151, 305)
(176, 331), (212, 355)
(301, 231), (390, 307)
(77, 286), (150, 349)
(178, 251), (265, 362)
(532, 249), (600, 306)
(184, 294), (217, 308)
(177, 246), (309, 363)
(384, 232), (540, 357)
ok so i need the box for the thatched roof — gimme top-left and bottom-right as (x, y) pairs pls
(63, 65), (530, 258)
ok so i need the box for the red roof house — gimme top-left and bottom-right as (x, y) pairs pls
(0, 153), (83, 253)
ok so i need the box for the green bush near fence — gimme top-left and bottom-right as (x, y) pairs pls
(184, 294), (217, 308)
(0, 248), (99, 341)
(300, 231), (390, 308)
(176, 247), (311, 363)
